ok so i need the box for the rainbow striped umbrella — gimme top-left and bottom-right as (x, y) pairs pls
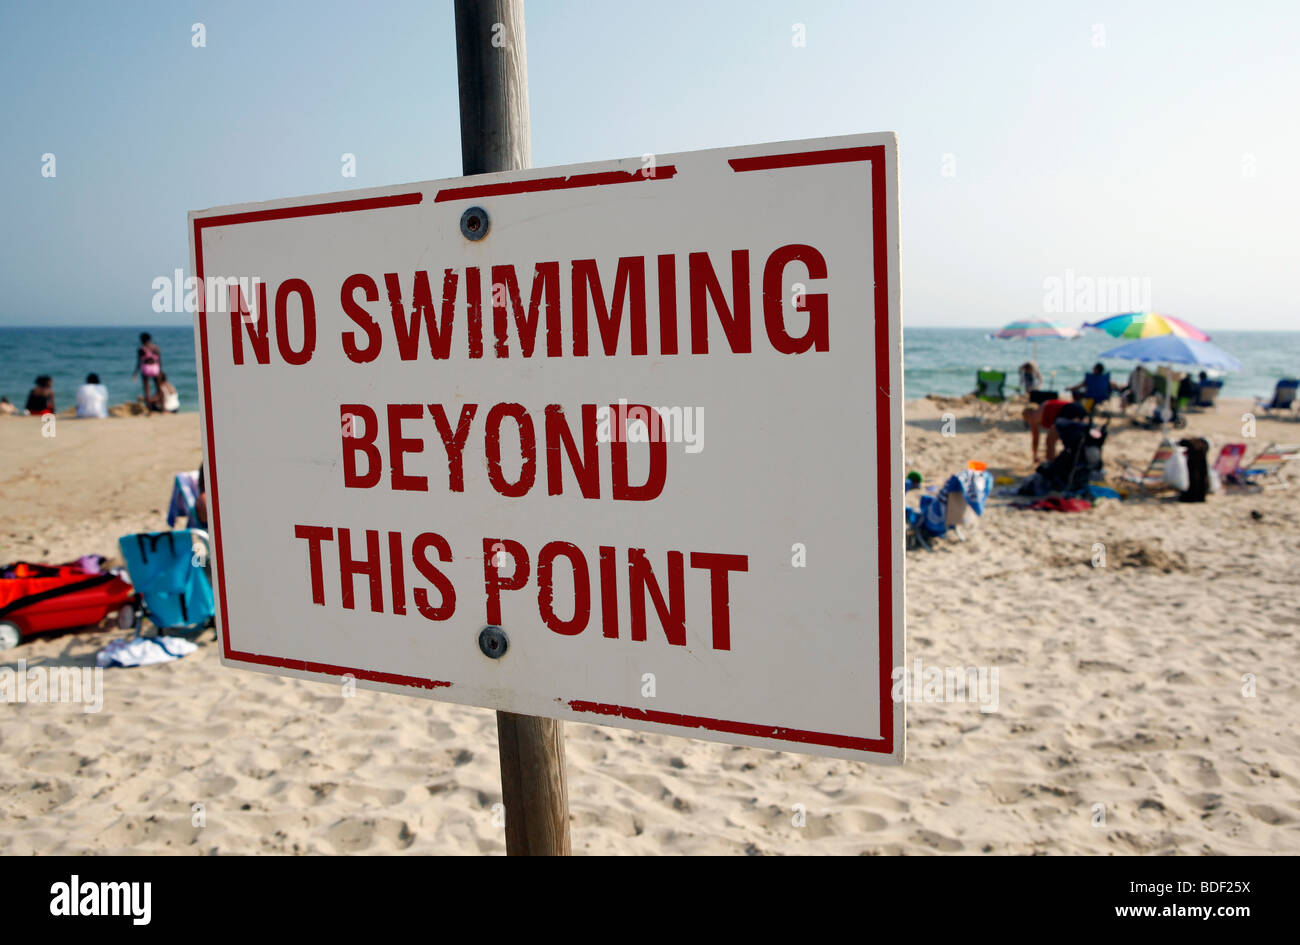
(1084, 312), (1209, 341)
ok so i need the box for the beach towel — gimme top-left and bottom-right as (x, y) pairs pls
(166, 471), (201, 527)
(1015, 497), (1093, 513)
(96, 635), (197, 668)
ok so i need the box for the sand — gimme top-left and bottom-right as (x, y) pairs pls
(1, 401), (1297, 855)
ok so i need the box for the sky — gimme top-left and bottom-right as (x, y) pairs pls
(1, 0), (1297, 330)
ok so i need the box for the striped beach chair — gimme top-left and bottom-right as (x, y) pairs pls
(1115, 439), (1177, 497)
(1212, 443), (1248, 482)
(1232, 443), (1300, 489)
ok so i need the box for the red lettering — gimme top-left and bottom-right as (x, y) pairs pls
(467, 267), (483, 359)
(598, 545), (619, 638)
(229, 283), (270, 365)
(762, 244), (829, 354)
(628, 549), (686, 645)
(341, 404), (382, 488)
(544, 404), (599, 498)
(610, 403), (666, 501)
(492, 262), (561, 358)
(275, 278), (316, 365)
(338, 527), (383, 613)
(482, 537), (530, 626)
(412, 532), (456, 621)
(386, 403), (427, 491)
(428, 403), (478, 492)
(388, 531), (406, 615)
(484, 403), (537, 498)
(537, 541), (590, 636)
(294, 525), (334, 605)
(690, 552), (748, 650)
(689, 250), (751, 354)
(383, 270), (456, 361)
(572, 257), (647, 357)
(341, 274), (382, 362)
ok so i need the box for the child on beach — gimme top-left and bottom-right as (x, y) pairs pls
(147, 373), (180, 413)
(133, 333), (163, 403)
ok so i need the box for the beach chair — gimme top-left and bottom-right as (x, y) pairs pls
(1191, 379), (1223, 411)
(1079, 372), (1114, 416)
(117, 530), (216, 635)
(1255, 379), (1299, 417)
(974, 369), (1012, 422)
(1212, 443), (1248, 485)
(1115, 439), (1177, 497)
(166, 470), (201, 527)
(1231, 443), (1300, 489)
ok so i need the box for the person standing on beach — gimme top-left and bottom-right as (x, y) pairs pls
(24, 375), (55, 415)
(133, 332), (163, 403)
(1018, 361), (1043, 394)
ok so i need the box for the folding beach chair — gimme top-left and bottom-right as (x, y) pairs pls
(117, 530), (216, 635)
(1078, 372), (1114, 417)
(1255, 379), (1299, 417)
(1231, 443), (1300, 490)
(974, 369), (1011, 422)
(1191, 379), (1223, 411)
(1115, 439), (1177, 497)
(166, 470), (201, 527)
(1212, 443), (1248, 484)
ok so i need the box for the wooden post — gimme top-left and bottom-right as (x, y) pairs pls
(453, 0), (572, 856)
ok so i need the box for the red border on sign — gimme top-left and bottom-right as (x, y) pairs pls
(435, 166), (677, 202)
(194, 145), (895, 755)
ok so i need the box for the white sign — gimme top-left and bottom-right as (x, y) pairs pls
(189, 132), (903, 763)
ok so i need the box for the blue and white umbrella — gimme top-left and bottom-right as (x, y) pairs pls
(1100, 335), (1242, 423)
(1100, 335), (1242, 372)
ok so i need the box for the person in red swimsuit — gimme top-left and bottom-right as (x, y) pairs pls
(1025, 398), (1085, 463)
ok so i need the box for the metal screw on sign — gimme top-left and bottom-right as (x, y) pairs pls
(460, 206), (490, 241)
(478, 625), (509, 659)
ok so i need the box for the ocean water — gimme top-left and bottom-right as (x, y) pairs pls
(0, 326), (199, 415)
(902, 328), (1300, 401)
(1, 326), (1295, 414)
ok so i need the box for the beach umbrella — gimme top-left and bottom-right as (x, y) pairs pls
(990, 317), (1081, 363)
(1085, 312), (1210, 341)
(1099, 335), (1241, 372)
(1100, 335), (1242, 423)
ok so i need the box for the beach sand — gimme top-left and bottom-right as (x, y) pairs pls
(1, 402), (1297, 855)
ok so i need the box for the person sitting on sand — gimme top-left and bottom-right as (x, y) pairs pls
(154, 373), (180, 413)
(1121, 364), (1154, 410)
(24, 375), (55, 415)
(0, 397), (16, 416)
(1018, 361), (1044, 394)
(1024, 397), (1086, 463)
(133, 332), (163, 403)
(74, 373), (109, 418)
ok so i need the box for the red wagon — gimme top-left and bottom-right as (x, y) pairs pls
(0, 562), (134, 651)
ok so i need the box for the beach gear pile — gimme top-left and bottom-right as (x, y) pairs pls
(906, 465), (992, 550)
(0, 558), (134, 651)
